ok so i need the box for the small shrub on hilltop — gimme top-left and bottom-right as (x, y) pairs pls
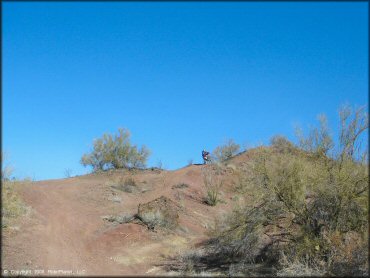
(270, 135), (297, 154)
(64, 168), (73, 178)
(81, 128), (150, 172)
(202, 104), (369, 276)
(213, 139), (240, 162)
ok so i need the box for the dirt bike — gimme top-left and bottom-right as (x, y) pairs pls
(203, 155), (213, 165)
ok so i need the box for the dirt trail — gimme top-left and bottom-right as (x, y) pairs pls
(2, 163), (239, 275)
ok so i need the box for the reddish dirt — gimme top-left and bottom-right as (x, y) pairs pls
(2, 157), (248, 276)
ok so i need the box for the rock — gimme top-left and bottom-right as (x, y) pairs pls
(137, 196), (181, 230)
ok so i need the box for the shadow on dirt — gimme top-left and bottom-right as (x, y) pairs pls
(156, 239), (276, 276)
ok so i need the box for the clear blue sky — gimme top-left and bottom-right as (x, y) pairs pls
(3, 1), (368, 180)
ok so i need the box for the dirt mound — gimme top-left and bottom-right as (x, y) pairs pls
(2, 160), (241, 275)
(137, 196), (181, 230)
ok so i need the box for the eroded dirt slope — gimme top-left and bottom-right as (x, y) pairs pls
(2, 158), (247, 276)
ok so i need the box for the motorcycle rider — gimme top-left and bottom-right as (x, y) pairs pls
(202, 150), (210, 164)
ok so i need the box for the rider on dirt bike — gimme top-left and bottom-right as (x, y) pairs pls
(202, 150), (210, 165)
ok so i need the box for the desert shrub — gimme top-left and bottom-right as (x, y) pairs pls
(276, 252), (323, 277)
(81, 137), (106, 172)
(111, 176), (138, 193)
(325, 231), (368, 276)
(2, 180), (28, 228)
(270, 135), (297, 154)
(205, 104), (368, 275)
(1, 152), (14, 181)
(156, 160), (163, 170)
(213, 139), (240, 162)
(131, 145), (151, 168)
(172, 183), (189, 189)
(2, 181), (25, 217)
(102, 213), (135, 224)
(123, 176), (136, 187)
(202, 165), (224, 206)
(81, 128), (150, 172)
(64, 168), (73, 178)
(1, 155), (28, 228)
(165, 248), (225, 276)
(295, 114), (334, 157)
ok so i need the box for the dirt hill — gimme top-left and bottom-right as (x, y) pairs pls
(2, 152), (253, 276)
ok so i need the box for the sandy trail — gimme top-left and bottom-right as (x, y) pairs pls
(10, 180), (121, 274)
(2, 164), (237, 275)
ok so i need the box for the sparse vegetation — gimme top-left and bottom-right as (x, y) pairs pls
(64, 168), (73, 178)
(2, 152), (14, 181)
(110, 176), (138, 193)
(213, 139), (240, 162)
(102, 213), (135, 224)
(2, 180), (28, 228)
(81, 128), (151, 172)
(184, 104), (369, 276)
(270, 135), (297, 154)
(3, 104), (367, 276)
(2, 155), (28, 228)
(172, 183), (189, 189)
(202, 165), (223, 206)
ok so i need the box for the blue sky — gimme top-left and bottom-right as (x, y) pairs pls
(3, 1), (368, 180)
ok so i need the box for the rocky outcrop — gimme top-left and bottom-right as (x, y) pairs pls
(137, 196), (181, 230)
(102, 196), (183, 231)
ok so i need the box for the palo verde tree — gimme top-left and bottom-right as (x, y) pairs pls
(81, 128), (151, 172)
(213, 139), (241, 163)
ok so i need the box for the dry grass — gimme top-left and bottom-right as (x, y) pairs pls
(108, 175), (139, 193)
(2, 180), (29, 228)
(202, 166), (223, 206)
(183, 105), (369, 277)
(172, 183), (189, 189)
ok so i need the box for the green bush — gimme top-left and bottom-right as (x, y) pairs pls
(204, 104), (369, 275)
(213, 139), (240, 162)
(81, 128), (151, 172)
(270, 135), (297, 154)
